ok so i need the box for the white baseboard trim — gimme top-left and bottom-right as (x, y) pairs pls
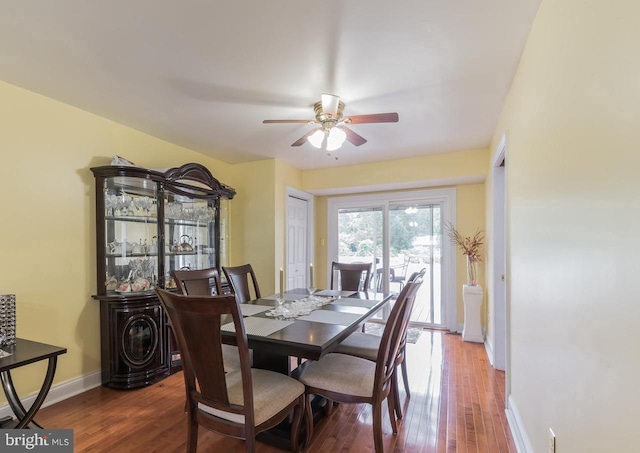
(485, 338), (495, 366)
(0, 370), (102, 420)
(505, 394), (534, 453)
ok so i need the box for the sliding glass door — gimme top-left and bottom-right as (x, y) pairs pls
(329, 189), (456, 330)
(388, 202), (442, 325)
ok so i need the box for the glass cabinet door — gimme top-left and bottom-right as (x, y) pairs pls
(102, 176), (158, 294)
(162, 190), (218, 289)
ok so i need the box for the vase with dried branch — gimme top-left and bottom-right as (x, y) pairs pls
(444, 222), (485, 286)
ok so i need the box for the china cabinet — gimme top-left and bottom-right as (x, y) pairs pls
(91, 163), (235, 389)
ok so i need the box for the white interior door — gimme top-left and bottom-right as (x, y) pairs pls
(286, 194), (310, 289)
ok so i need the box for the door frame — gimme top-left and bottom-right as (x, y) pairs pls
(285, 186), (314, 288)
(490, 135), (508, 372)
(327, 187), (458, 331)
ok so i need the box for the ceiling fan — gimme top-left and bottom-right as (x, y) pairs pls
(263, 93), (399, 152)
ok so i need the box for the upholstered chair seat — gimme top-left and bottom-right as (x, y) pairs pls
(198, 368), (304, 425)
(298, 354), (376, 398)
(334, 333), (380, 361)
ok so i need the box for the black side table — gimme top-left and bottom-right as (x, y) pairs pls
(0, 338), (67, 428)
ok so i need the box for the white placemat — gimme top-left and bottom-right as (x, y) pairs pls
(239, 304), (271, 317)
(296, 310), (362, 326)
(263, 293), (305, 301)
(315, 290), (357, 297)
(222, 317), (294, 337)
(331, 298), (379, 309)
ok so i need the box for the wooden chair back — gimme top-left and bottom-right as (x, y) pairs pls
(396, 268), (426, 350)
(155, 289), (256, 438)
(172, 267), (223, 296)
(405, 268), (426, 286)
(372, 274), (424, 402)
(330, 262), (372, 292)
(222, 264), (261, 303)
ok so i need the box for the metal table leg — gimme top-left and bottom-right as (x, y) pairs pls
(1, 357), (58, 429)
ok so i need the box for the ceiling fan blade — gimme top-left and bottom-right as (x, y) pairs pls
(342, 126), (367, 146)
(263, 119), (311, 124)
(291, 129), (317, 147)
(345, 112), (399, 124)
(321, 93), (340, 117)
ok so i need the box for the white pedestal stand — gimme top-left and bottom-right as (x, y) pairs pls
(462, 284), (484, 343)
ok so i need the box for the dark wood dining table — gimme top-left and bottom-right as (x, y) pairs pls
(226, 288), (393, 375)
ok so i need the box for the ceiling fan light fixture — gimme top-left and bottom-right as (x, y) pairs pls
(264, 93), (398, 152)
(326, 127), (346, 151)
(308, 129), (325, 148)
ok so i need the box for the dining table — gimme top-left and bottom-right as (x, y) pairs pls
(222, 287), (393, 375)
(221, 287), (393, 449)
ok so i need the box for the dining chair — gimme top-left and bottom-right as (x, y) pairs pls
(330, 261), (372, 292)
(376, 258), (410, 292)
(223, 264), (261, 303)
(334, 268), (425, 420)
(172, 267), (248, 372)
(297, 276), (423, 452)
(155, 289), (305, 453)
(172, 267), (223, 296)
(389, 257), (410, 291)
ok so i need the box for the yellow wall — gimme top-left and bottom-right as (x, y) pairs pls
(313, 197), (329, 289)
(455, 184), (486, 323)
(226, 159), (305, 295)
(489, 0), (640, 451)
(303, 148), (488, 193)
(227, 160), (276, 295)
(0, 80), (232, 399)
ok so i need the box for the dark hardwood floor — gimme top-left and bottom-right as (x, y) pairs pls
(36, 331), (515, 452)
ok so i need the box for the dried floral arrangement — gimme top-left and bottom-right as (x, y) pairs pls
(444, 221), (485, 262)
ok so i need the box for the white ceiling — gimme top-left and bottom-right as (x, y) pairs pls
(0, 0), (540, 170)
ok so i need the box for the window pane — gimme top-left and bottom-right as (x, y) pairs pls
(337, 207), (383, 290)
(389, 203), (443, 326)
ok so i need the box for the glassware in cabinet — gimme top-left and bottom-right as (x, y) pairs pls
(162, 193), (218, 289)
(92, 163), (235, 297)
(102, 175), (159, 294)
